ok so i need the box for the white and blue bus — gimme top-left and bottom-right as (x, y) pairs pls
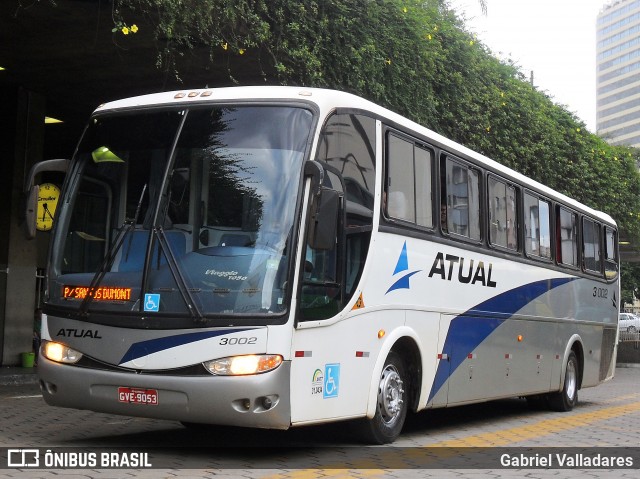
(30, 87), (619, 443)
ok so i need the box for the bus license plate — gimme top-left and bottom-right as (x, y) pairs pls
(118, 387), (158, 405)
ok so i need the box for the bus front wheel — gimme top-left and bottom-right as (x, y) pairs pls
(357, 351), (408, 444)
(547, 351), (579, 412)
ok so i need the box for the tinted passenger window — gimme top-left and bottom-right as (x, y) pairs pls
(524, 192), (551, 259)
(557, 207), (578, 267)
(605, 226), (618, 279)
(317, 113), (376, 227)
(303, 113), (376, 321)
(443, 157), (480, 240)
(386, 133), (433, 227)
(583, 218), (602, 273)
(488, 176), (517, 250)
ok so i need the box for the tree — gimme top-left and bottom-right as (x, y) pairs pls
(621, 262), (640, 310)
(112, 0), (640, 244)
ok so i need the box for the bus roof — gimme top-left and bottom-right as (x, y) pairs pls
(95, 86), (615, 226)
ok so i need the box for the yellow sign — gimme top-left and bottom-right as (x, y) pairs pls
(36, 183), (60, 231)
(352, 293), (365, 310)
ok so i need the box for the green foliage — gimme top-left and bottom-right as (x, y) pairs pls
(114, 0), (640, 245)
(621, 261), (640, 309)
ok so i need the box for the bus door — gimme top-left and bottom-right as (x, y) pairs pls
(290, 173), (371, 424)
(290, 112), (377, 424)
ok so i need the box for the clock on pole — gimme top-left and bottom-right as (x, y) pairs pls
(36, 183), (60, 231)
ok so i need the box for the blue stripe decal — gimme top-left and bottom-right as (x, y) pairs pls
(119, 328), (255, 365)
(386, 271), (421, 294)
(428, 277), (575, 403)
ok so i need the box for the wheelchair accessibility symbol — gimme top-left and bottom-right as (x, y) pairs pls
(323, 363), (340, 399)
(144, 293), (160, 312)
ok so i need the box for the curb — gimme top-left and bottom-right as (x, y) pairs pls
(0, 367), (39, 387)
(616, 362), (640, 368)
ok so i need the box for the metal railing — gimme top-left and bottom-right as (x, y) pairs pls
(619, 330), (640, 342)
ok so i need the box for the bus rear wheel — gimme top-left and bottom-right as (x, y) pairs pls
(357, 351), (408, 444)
(547, 351), (579, 411)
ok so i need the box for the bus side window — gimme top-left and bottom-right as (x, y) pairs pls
(604, 226), (618, 279)
(557, 206), (578, 267)
(488, 176), (517, 251)
(300, 113), (376, 321)
(385, 133), (433, 228)
(442, 156), (481, 241)
(583, 217), (602, 274)
(345, 231), (371, 295)
(317, 113), (376, 229)
(524, 192), (551, 259)
(301, 230), (341, 321)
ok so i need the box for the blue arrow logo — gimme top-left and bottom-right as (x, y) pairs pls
(386, 241), (421, 294)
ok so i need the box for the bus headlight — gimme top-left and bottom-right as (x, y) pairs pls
(203, 354), (283, 376)
(42, 340), (83, 364)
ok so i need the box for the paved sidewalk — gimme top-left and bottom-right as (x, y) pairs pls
(0, 366), (639, 477)
(0, 366), (38, 386)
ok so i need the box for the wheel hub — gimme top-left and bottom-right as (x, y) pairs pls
(566, 359), (577, 400)
(378, 365), (404, 425)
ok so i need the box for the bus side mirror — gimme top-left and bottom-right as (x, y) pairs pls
(308, 188), (340, 250)
(304, 161), (323, 196)
(23, 158), (69, 239)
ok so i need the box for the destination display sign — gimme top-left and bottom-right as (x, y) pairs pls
(63, 286), (132, 301)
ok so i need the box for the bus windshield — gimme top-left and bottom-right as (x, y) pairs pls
(48, 105), (313, 324)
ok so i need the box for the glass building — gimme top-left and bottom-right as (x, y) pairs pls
(597, 0), (640, 146)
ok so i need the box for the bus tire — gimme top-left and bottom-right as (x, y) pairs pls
(357, 351), (408, 444)
(180, 421), (210, 430)
(547, 351), (579, 412)
(525, 394), (547, 410)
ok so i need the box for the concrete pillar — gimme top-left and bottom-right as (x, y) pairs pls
(0, 87), (16, 365)
(1, 88), (43, 365)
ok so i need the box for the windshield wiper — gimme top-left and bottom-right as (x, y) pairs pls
(153, 226), (204, 322)
(124, 184), (148, 262)
(137, 167), (203, 322)
(77, 185), (147, 318)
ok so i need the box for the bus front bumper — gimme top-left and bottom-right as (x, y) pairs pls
(37, 356), (292, 429)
